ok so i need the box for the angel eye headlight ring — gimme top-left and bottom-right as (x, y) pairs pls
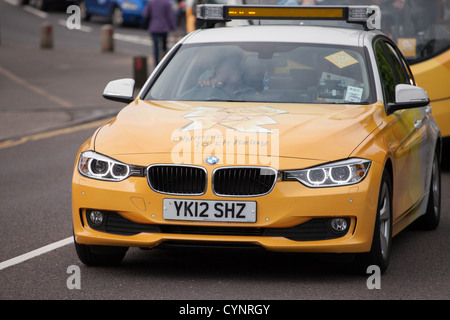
(89, 159), (110, 177)
(330, 165), (352, 184)
(78, 151), (134, 182)
(283, 158), (371, 188)
(307, 168), (327, 185)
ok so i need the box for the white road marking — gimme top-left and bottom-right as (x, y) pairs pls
(114, 32), (152, 46)
(0, 237), (73, 271)
(57, 19), (92, 33)
(3, 0), (19, 6)
(23, 5), (48, 19)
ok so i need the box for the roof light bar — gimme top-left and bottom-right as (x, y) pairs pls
(227, 6), (345, 20)
(196, 5), (381, 30)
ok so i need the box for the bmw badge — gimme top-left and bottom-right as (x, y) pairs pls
(205, 156), (219, 165)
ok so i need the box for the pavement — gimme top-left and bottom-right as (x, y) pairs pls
(0, 0), (183, 143)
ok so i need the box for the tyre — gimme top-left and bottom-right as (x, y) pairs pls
(111, 6), (124, 27)
(79, 0), (91, 21)
(74, 235), (128, 266)
(355, 169), (392, 274)
(34, 0), (47, 11)
(414, 152), (441, 230)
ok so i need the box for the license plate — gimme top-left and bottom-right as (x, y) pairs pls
(163, 199), (256, 223)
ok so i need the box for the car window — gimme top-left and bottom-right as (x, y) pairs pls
(385, 42), (411, 85)
(146, 42), (373, 104)
(375, 41), (397, 104)
(385, 42), (415, 85)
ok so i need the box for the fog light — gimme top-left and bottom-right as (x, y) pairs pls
(89, 210), (104, 227)
(330, 218), (348, 233)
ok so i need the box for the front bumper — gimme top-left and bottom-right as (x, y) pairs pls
(72, 160), (382, 253)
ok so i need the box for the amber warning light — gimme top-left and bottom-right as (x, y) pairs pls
(226, 7), (345, 20)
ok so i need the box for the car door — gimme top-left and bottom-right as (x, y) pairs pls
(375, 39), (430, 221)
(87, 0), (111, 16)
(385, 41), (434, 200)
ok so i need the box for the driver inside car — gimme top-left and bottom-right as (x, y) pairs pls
(198, 57), (243, 92)
(179, 55), (250, 101)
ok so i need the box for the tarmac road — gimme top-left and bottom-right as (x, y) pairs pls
(0, 0), (449, 303)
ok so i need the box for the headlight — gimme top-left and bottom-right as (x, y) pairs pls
(78, 151), (142, 182)
(283, 158), (371, 188)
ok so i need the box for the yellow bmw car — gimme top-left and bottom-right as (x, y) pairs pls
(72, 5), (441, 273)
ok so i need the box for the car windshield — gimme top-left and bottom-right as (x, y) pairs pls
(146, 42), (373, 104)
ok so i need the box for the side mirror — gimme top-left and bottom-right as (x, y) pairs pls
(102, 78), (135, 103)
(386, 84), (430, 115)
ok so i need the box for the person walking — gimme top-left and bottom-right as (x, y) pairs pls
(143, 0), (177, 66)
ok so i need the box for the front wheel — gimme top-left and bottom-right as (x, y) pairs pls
(414, 152), (441, 230)
(79, 1), (91, 21)
(355, 169), (392, 274)
(34, 0), (47, 10)
(74, 235), (128, 266)
(111, 6), (124, 27)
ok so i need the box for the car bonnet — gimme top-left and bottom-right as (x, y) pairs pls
(93, 100), (384, 165)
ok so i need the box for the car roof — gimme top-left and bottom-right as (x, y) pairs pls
(183, 25), (382, 48)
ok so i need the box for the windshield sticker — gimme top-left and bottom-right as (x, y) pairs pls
(179, 106), (288, 133)
(325, 51), (359, 69)
(345, 86), (364, 103)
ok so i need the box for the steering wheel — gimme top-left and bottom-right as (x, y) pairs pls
(178, 85), (232, 100)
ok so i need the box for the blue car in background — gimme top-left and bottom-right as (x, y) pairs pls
(78, 0), (149, 27)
